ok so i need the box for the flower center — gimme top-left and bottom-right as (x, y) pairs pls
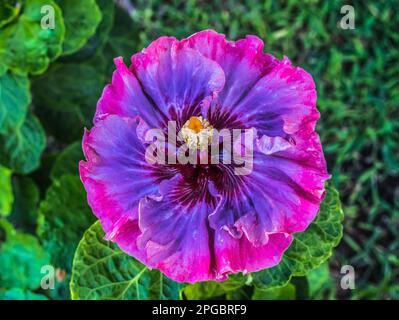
(187, 116), (204, 133)
(181, 116), (214, 150)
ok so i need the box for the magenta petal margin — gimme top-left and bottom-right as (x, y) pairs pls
(79, 30), (330, 283)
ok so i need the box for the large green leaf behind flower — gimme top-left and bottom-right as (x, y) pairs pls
(37, 175), (95, 272)
(32, 60), (105, 143)
(0, 71), (30, 135)
(0, 0), (65, 75)
(70, 221), (182, 300)
(50, 141), (83, 180)
(103, 6), (138, 76)
(68, 0), (115, 61)
(306, 262), (332, 299)
(252, 283), (296, 300)
(55, 0), (102, 56)
(182, 275), (246, 300)
(0, 112), (46, 174)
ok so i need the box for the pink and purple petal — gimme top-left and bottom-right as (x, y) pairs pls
(210, 128), (329, 246)
(79, 115), (159, 238)
(233, 57), (318, 136)
(131, 37), (225, 126)
(135, 175), (214, 282)
(214, 229), (293, 277)
(181, 30), (278, 108)
(95, 58), (164, 128)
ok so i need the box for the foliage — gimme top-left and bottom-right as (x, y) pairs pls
(32, 60), (105, 143)
(0, 0), (65, 75)
(37, 175), (95, 270)
(37, 175), (96, 299)
(0, 0), (397, 300)
(70, 221), (182, 300)
(0, 113), (46, 174)
(9, 176), (40, 232)
(0, 166), (13, 217)
(0, 220), (50, 291)
(55, 0), (102, 56)
(0, 71), (30, 134)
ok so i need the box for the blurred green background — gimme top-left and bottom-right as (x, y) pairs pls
(0, 0), (398, 299)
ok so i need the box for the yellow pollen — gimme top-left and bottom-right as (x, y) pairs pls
(181, 116), (213, 150)
(187, 116), (204, 133)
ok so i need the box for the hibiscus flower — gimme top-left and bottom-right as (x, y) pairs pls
(80, 30), (330, 283)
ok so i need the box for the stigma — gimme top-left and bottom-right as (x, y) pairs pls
(181, 116), (214, 150)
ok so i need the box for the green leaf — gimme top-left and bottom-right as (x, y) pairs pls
(0, 1), (21, 30)
(252, 186), (344, 289)
(149, 270), (183, 300)
(32, 62), (104, 112)
(226, 286), (253, 300)
(37, 174), (95, 299)
(103, 6), (138, 76)
(0, 0), (65, 75)
(0, 71), (30, 134)
(306, 262), (332, 299)
(30, 152), (58, 195)
(50, 141), (83, 180)
(56, 0), (102, 56)
(0, 228), (50, 290)
(0, 166), (13, 217)
(290, 276), (309, 300)
(0, 288), (48, 300)
(0, 112), (46, 174)
(9, 176), (40, 232)
(67, 0), (115, 60)
(0, 218), (15, 241)
(37, 175), (95, 272)
(182, 274), (246, 300)
(32, 61), (105, 142)
(252, 283), (296, 300)
(70, 221), (182, 300)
